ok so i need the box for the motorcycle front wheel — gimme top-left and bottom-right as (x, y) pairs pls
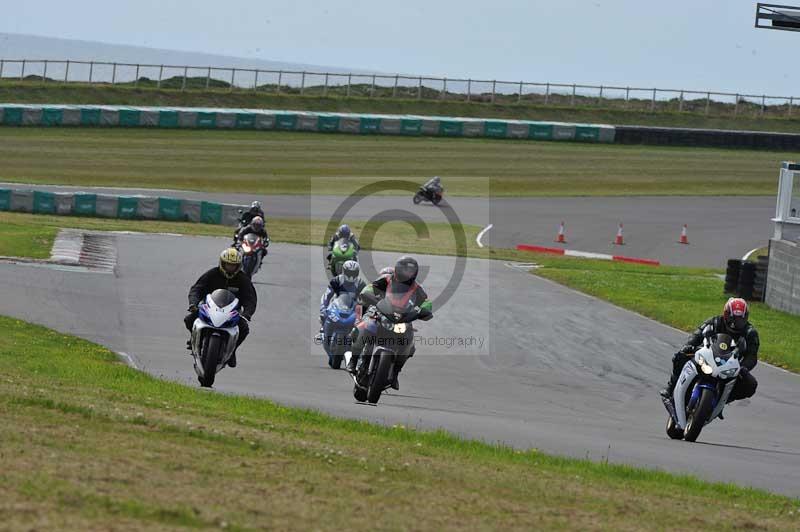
(199, 334), (224, 388)
(367, 352), (393, 404)
(683, 388), (714, 442)
(412, 193), (423, 205)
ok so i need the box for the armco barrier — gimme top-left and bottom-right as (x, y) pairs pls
(0, 187), (245, 226)
(0, 104), (616, 143)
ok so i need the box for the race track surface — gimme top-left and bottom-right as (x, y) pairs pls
(2, 183), (775, 267)
(2, 234), (798, 496)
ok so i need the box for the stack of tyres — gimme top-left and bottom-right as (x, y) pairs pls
(724, 259), (742, 294)
(753, 255), (769, 302)
(737, 262), (757, 301)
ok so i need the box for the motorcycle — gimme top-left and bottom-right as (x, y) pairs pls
(328, 237), (358, 276)
(412, 186), (443, 206)
(190, 289), (240, 388)
(238, 233), (268, 278)
(350, 297), (419, 404)
(662, 331), (743, 442)
(322, 292), (357, 369)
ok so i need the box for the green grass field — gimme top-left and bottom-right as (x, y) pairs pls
(1, 316), (798, 530)
(0, 221), (56, 259)
(0, 128), (792, 196)
(3, 81), (800, 133)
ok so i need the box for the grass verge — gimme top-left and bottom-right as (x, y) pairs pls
(3, 81), (800, 133)
(0, 128), (794, 196)
(1, 315), (798, 530)
(0, 220), (56, 259)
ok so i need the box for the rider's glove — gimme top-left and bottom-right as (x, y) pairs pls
(187, 304), (198, 313)
(680, 345), (695, 355)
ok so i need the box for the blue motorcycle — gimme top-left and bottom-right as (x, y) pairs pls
(322, 292), (357, 369)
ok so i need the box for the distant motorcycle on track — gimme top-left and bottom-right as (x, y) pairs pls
(238, 233), (267, 278)
(321, 292), (357, 369)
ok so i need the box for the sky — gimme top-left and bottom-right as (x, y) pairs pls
(0, 0), (798, 95)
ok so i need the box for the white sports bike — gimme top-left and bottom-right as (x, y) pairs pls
(190, 289), (241, 387)
(663, 329), (743, 442)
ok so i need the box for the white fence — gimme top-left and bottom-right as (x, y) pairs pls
(1, 58), (798, 118)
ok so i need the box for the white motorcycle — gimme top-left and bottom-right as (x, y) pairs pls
(190, 289), (241, 387)
(663, 330), (743, 442)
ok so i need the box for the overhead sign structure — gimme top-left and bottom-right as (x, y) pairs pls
(755, 3), (800, 31)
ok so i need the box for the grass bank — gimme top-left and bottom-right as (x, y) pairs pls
(1, 315), (797, 530)
(3, 82), (800, 133)
(0, 128), (792, 197)
(0, 220), (56, 259)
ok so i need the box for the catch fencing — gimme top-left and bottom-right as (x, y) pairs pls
(0, 187), (246, 225)
(1, 58), (798, 119)
(0, 104), (616, 142)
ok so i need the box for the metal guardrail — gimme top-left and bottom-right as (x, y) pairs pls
(0, 58), (798, 118)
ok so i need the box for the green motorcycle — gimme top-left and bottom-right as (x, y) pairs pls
(328, 237), (358, 276)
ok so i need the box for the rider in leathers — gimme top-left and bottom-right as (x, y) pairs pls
(349, 256), (433, 390)
(184, 248), (257, 368)
(661, 297), (759, 404)
(318, 260), (366, 335)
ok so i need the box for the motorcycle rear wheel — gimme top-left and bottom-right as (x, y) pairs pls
(684, 388), (714, 442)
(432, 195), (441, 205)
(367, 352), (393, 404)
(199, 334), (224, 388)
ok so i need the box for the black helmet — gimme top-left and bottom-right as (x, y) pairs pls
(338, 224), (351, 239)
(393, 256), (419, 284)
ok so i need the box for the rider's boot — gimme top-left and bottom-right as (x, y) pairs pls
(346, 353), (359, 374)
(227, 350), (238, 368)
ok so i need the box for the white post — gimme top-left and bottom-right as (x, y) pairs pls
(323, 72), (329, 96)
(370, 74), (375, 98)
(704, 92), (710, 115)
(571, 84), (576, 106)
(157, 65), (163, 88)
(181, 66), (187, 90)
(441, 77), (447, 100)
(277, 71), (283, 94)
(650, 88), (656, 111)
(346, 73), (351, 97)
(418, 77), (422, 99)
(230, 68), (235, 92)
(393, 74), (398, 98)
(518, 81), (523, 103)
(65, 60), (70, 84)
(467, 79), (471, 102)
(491, 80), (496, 103)
(21, 59), (26, 81)
(88, 61), (93, 85)
(112, 63), (117, 85)
(545, 83), (550, 105)
(300, 71), (306, 95)
(43, 60), (48, 83)
(254, 70), (259, 92)
(134, 64), (139, 87)
(206, 67), (211, 90)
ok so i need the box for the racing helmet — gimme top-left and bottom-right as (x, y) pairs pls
(393, 256), (419, 284)
(341, 260), (360, 284)
(379, 266), (395, 276)
(252, 216), (264, 232)
(338, 224), (351, 239)
(250, 200), (262, 212)
(722, 297), (749, 334)
(219, 247), (243, 279)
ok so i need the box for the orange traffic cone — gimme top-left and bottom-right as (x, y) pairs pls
(554, 221), (567, 244)
(613, 223), (625, 245)
(678, 224), (689, 245)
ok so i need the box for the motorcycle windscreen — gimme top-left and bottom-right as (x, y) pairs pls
(376, 297), (415, 321)
(711, 333), (735, 360)
(244, 233), (259, 245)
(332, 293), (355, 312)
(210, 289), (237, 308)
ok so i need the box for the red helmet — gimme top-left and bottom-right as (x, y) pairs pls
(723, 297), (749, 333)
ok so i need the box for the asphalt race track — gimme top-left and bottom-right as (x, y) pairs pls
(2, 234), (799, 496)
(2, 183), (775, 267)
